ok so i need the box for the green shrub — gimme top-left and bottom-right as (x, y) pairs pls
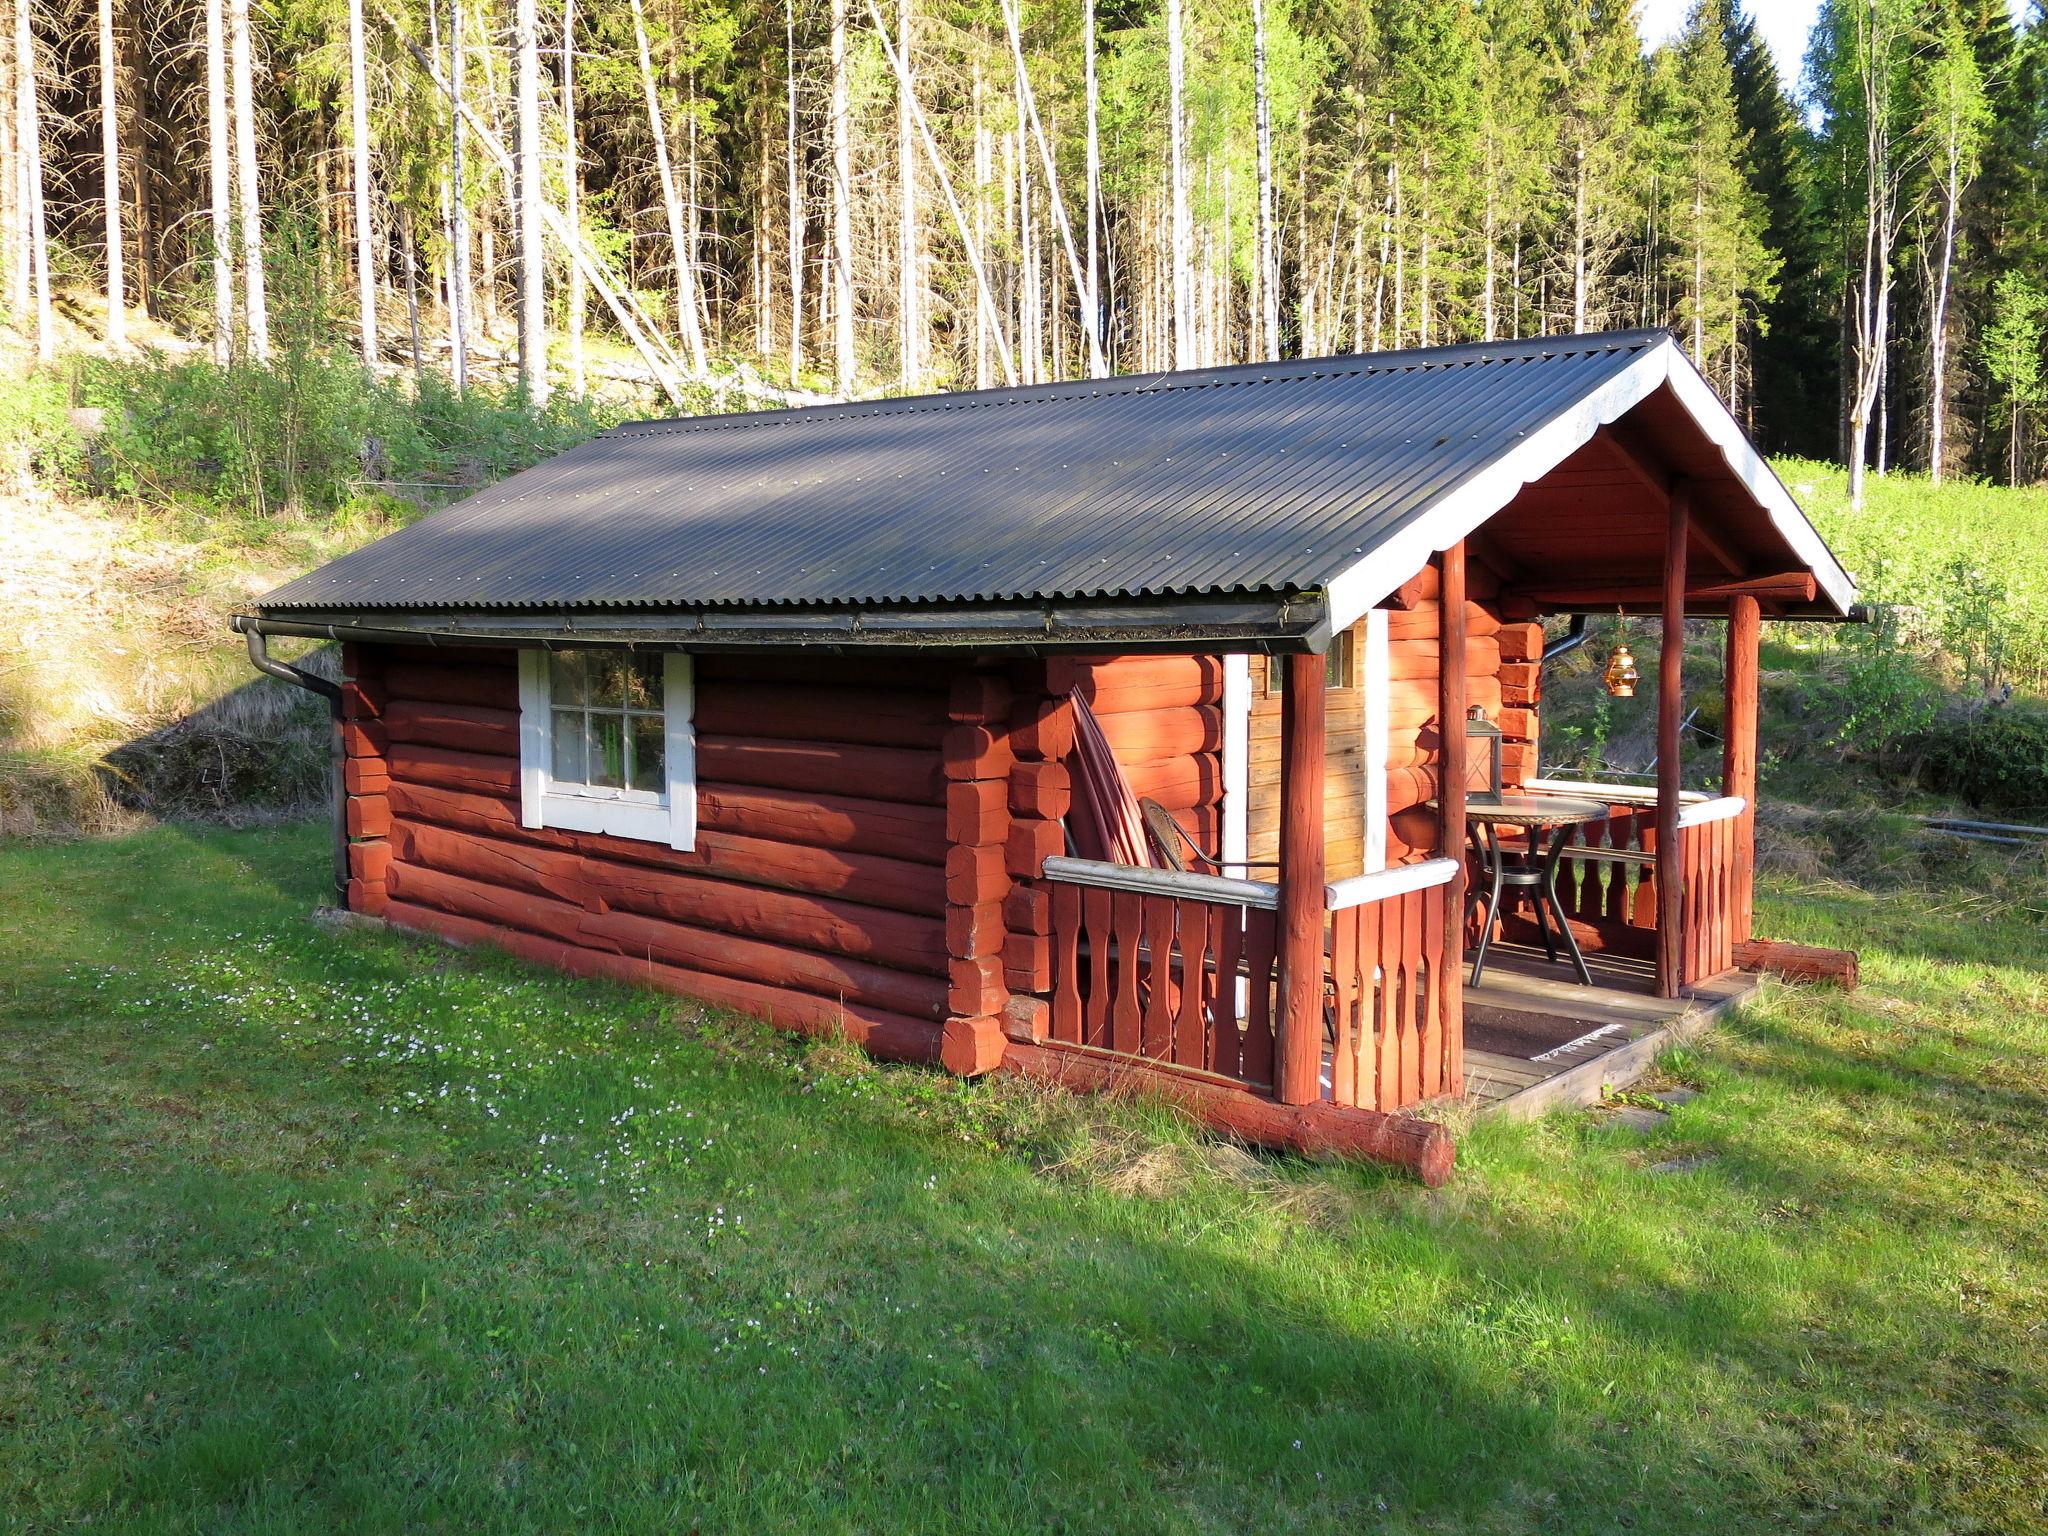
(1813, 604), (1943, 764)
(0, 369), (83, 489)
(75, 353), (619, 517)
(1784, 458), (2048, 695)
(1916, 705), (2048, 813)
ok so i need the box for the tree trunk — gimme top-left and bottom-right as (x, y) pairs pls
(783, 0), (803, 385)
(1164, 0), (1191, 368)
(1251, 0), (1275, 362)
(442, 0), (469, 392)
(1001, 0), (1102, 375)
(400, 202), (423, 381)
(1691, 163), (1705, 366)
(349, 0), (376, 367)
(972, 58), (989, 387)
(382, 0), (696, 403)
(828, 0), (853, 394)
(1082, 0), (1099, 366)
(15, 0), (46, 360)
(121, 11), (152, 316)
(98, 0), (124, 348)
(229, 0), (268, 359)
(562, 0), (584, 394)
(1571, 145), (1588, 333)
(514, 0), (547, 400)
(632, 0), (704, 376)
(1928, 160), (1960, 484)
(895, 0), (916, 390)
(205, 0), (232, 361)
(865, 0), (1012, 385)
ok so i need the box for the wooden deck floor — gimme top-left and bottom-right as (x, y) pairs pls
(1462, 944), (1756, 1117)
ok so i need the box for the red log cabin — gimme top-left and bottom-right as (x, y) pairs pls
(237, 330), (1859, 1184)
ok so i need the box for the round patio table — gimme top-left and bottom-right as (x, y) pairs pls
(1459, 793), (1612, 989)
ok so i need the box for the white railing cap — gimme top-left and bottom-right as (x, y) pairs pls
(1040, 855), (1282, 910)
(1524, 776), (1709, 808)
(1325, 857), (1460, 911)
(1676, 795), (1746, 828)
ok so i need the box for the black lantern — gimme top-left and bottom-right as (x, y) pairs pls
(1465, 704), (1504, 806)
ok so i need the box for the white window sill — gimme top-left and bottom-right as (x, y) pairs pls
(538, 789), (674, 844)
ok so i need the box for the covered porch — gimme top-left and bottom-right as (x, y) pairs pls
(999, 384), (1854, 1172)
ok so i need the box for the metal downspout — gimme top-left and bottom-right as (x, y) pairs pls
(244, 628), (348, 905)
(1541, 612), (1589, 663)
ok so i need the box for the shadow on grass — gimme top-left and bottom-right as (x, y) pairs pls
(3, 822), (2043, 1532)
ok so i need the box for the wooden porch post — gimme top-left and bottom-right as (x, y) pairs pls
(1655, 486), (1691, 998)
(1723, 593), (1761, 944)
(1275, 650), (1326, 1106)
(1437, 544), (1467, 1090)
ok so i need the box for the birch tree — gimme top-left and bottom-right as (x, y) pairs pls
(14, 0), (47, 359)
(1252, 0), (1276, 359)
(514, 0), (547, 400)
(349, 0), (376, 366)
(230, 0), (269, 358)
(1916, 8), (1987, 483)
(895, 0), (918, 389)
(633, 0), (706, 374)
(439, 0), (469, 390)
(1083, 0), (1100, 359)
(784, 0), (803, 384)
(1164, 0), (1191, 367)
(562, 0), (584, 394)
(98, 0), (124, 348)
(206, 0), (233, 361)
(828, 0), (853, 393)
(1814, 0), (1920, 508)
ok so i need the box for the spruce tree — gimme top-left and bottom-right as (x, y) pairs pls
(1725, 1), (1834, 454)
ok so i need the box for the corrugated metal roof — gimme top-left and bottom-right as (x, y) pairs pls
(257, 330), (1676, 614)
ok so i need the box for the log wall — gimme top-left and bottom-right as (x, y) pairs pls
(1237, 571), (1545, 873)
(340, 643), (961, 1065)
(1247, 640), (1364, 875)
(1380, 565), (1538, 864)
(998, 654), (1227, 1040)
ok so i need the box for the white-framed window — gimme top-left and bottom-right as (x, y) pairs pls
(517, 647), (696, 849)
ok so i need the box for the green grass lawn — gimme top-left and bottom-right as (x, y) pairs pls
(3, 822), (2045, 1533)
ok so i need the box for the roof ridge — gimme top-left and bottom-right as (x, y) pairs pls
(604, 328), (1676, 443)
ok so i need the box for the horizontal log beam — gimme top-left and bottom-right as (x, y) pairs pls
(1096, 704), (1223, 760)
(382, 700), (520, 756)
(696, 736), (944, 806)
(1516, 572), (1817, 608)
(388, 860), (948, 1019)
(388, 780), (945, 915)
(382, 661), (519, 711)
(695, 683), (949, 748)
(383, 900), (943, 1063)
(388, 743), (518, 796)
(1001, 1041), (1455, 1185)
(699, 782), (946, 864)
(1734, 938), (1859, 988)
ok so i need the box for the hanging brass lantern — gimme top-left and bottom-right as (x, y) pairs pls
(1603, 612), (1640, 698)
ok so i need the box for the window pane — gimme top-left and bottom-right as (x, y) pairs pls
(550, 650), (589, 706)
(590, 650), (629, 709)
(588, 714), (626, 788)
(631, 716), (666, 793)
(624, 654), (663, 711)
(551, 709), (586, 782)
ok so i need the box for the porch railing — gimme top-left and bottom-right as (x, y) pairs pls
(1039, 854), (1460, 1110)
(1042, 857), (1281, 1088)
(1675, 796), (1745, 982)
(1324, 859), (1461, 1111)
(1521, 778), (1743, 985)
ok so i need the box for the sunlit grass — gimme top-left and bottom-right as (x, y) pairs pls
(3, 821), (2045, 1532)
